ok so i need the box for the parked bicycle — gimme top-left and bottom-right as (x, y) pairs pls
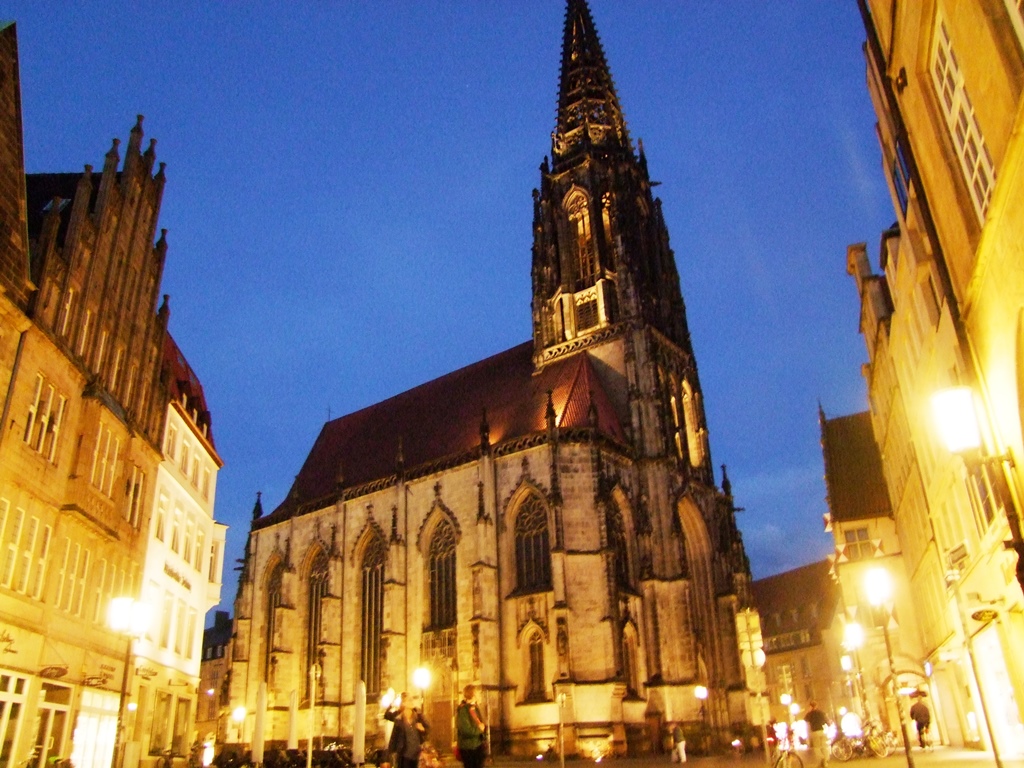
(771, 733), (803, 768)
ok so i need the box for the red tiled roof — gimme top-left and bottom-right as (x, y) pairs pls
(163, 333), (217, 451)
(259, 342), (627, 526)
(821, 411), (890, 523)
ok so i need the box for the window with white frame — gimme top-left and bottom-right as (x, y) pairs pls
(24, 374), (67, 464)
(165, 423), (178, 460)
(89, 423), (119, 498)
(77, 310), (92, 357)
(125, 466), (145, 528)
(931, 16), (996, 222)
(155, 494), (168, 541)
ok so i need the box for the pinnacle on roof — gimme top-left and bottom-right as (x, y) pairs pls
(552, 0), (631, 165)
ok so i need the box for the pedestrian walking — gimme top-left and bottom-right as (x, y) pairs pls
(910, 697), (931, 750)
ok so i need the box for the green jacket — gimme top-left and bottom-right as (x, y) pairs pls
(455, 701), (485, 750)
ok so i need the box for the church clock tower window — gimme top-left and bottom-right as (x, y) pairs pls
(566, 190), (597, 288)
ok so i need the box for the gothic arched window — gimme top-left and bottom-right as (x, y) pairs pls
(360, 535), (387, 696)
(515, 495), (552, 593)
(428, 519), (456, 630)
(265, 562), (284, 683)
(306, 550), (329, 697)
(527, 631), (546, 702)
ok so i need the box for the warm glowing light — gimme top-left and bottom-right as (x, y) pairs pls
(108, 596), (152, 636)
(789, 703), (801, 715)
(207, 688), (216, 696)
(694, 685), (708, 701)
(231, 706), (246, 723)
(127, 702), (138, 712)
(840, 654), (853, 672)
(932, 386), (982, 453)
(780, 693), (792, 706)
(843, 621), (864, 650)
(864, 566), (893, 606)
(840, 711), (863, 737)
(413, 666), (431, 692)
(380, 688), (396, 709)
(753, 648), (766, 667)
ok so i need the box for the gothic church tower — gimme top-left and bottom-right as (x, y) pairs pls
(229, 1), (752, 757)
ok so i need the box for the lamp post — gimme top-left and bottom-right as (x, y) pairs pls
(108, 597), (152, 768)
(864, 567), (914, 768)
(931, 386), (1024, 596)
(694, 685), (709, 754)
(779, 693), (792, 749)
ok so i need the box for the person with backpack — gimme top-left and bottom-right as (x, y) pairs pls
(455, 685), (487, 768)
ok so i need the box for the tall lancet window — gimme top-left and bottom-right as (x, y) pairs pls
(306, 550), (329, 698)
(515, 495), (552, 592)
(265, 562), (284, 683)
(566, 192), (597, 286)
(360, 535), (387, 696)
(428, 519), (456, 629)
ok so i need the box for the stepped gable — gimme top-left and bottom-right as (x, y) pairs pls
(259, 341), (626, 527)
(820, 410), (891, 523)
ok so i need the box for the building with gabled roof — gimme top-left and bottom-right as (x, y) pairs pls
(750, 561), (843, 724)
(228, 0), (752, 759)
(0, 22), (225, 768)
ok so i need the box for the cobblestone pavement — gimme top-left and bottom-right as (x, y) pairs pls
(490, 746), (1024, 768)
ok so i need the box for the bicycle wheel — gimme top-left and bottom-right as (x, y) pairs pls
(776, 752), (804, 768)
(831, 738), (853, 762)
(866, 734), (891, 758)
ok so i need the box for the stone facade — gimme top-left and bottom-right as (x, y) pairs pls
(0, 24), (223, 768)
(846, 0), (1024, 756)
(229, 0), (752, 759)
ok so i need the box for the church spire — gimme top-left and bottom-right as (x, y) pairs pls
(552, 0), (630, 168)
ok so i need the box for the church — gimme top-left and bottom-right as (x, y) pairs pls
(228, 0), (753, 757)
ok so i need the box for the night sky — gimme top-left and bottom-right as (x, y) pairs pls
(7, 2), (894, 620)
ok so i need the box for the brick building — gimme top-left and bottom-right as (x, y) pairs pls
(228, 0), (752, 759)
(0, 22), (224, 768)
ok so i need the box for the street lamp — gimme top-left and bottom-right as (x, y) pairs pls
(108, 597), (152, 768)
(931, 386), (1024, 595)
(694, 685), (709, 754)
(864, 567), (914, 768)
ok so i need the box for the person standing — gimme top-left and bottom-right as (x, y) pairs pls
(803, 701), (829, 768)
(455, 685), (487, 768)
(909, 698), (931, 749)
(385, 695), (429, 768)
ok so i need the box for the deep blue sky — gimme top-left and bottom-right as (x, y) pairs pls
(7, 2), (893, 620)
